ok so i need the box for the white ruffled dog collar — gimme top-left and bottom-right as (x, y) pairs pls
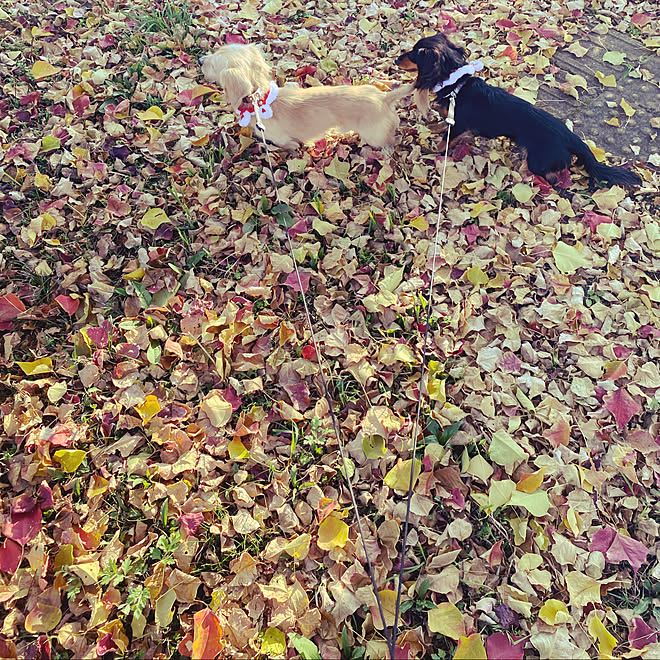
(432, 61), (484, 93)
(237, 81), (279, 127)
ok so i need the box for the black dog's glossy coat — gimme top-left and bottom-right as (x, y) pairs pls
(396, 34), (641, 187)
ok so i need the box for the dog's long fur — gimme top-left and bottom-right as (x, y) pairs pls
(202, 43), (414, 149)
(396, 34), (641, 186)
(200, 44), (272, 110)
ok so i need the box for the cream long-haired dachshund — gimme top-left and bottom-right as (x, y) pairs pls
(201, 43), (414, 150)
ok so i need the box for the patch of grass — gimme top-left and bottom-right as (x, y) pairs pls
(131, 0), (194, 40)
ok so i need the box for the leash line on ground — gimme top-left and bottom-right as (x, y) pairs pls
(390, 91), (457, 660)
(252, 104), (393, 650)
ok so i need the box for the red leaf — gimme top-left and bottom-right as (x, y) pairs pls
(486, 633), (525, 660)
(0, 538), (22, 573)
(54, 294), (80, 316)
(631, 13), (653, 28)
(603, 388), (642, 429)
(86, 320), (111, 348)
(179, 512), (204, 537)
(3, 495), (42, 545)
(294, 64), (317, 78)
(98, 34), (115, 49)
(192, 609), (224, 660)
(554, 168), (573, 188)
(284, 270), (311, 294)
(461, 223), (482, 245)
(583, 210), (612, 233)
(606, 532), (649, 573)
(96, 632), (118, 656)
(301, 344), (318, 361)
(224, 33), (246, 44)
(629, 617), (658, 650)
(591, 527), (649, 572)
(591, 526), (616, 554)
(72, 94), (90, 117)
(0, 293), (26, 322)
(498, 352), (522, 373)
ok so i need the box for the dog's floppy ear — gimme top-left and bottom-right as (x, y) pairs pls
(218, 69), (254, 110)
(415, 38), (468, 90)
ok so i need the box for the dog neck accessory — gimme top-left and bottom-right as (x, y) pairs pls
(236, 81), (279, 127)
(431, 60), (484, 93)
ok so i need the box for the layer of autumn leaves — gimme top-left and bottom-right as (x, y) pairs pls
(1, 0), (660, 658)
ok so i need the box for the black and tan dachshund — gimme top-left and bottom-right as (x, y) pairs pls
(396, 34), (641, 187)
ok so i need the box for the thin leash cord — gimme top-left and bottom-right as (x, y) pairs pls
(389, 93), (457, 659)
(251, 103), (393, 648)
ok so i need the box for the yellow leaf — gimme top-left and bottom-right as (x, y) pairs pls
(380, 266), (404, 294)
(539, 598), (572, 625)
(123, 267), (145, 281)
(384, 459), (421, 492)
(453, 633), (487, 660)
(511, 183), (535, 203)
(372, 590), (397, 629)
(39, 212), (57, 231)
(17, 357), (53, 375)
(410, 216), (429, 231)
(53, 545), (74, 572)
(41, 135), (61, 152)
(392, 343), (416, 364)
(136, 105), (165, 121)
(200, 394), (233, 428)
(261, 627), (286, 657)
(552, 241), (591, 274)
(191, 133), (209, 147)
(489, 429), (526, 467)
(565, 571), (602, 608)
(508, 490), (551, 517)
(25, 602), (62, 633)
(603, 51), (626, 66)
(595, 71), (617, 87)
(141, 208), (170, 229)
(155, 588), (176, 629)
(32, 60), (61, 80)
(282, 533), (311, 560)
(362, 434), (386, 459)
(135, 394), (161, 424)
(592, 185), (626, 210)
(620, 97), (635, 117)
(605, 117), (620, 127)
(317, 515), (349, 551)
(589, 615), (618, 659)
(312, 216), (336, 236)
(53, 449), (86, 473)
(487, 479), (516, 512)
(428, 602), (466, 639)
(428, 361), (447, 403)
(31, 26), (54, 38)
(516, 467), (546, 493)
(35, 172), (52, 190)
(466, 266), (489, 287)
(47, 381), (67, 403)
(87, 475), (109, 499)
(228, 437), (249, 461)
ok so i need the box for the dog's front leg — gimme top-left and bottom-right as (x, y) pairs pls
(254, 122), (300, 151)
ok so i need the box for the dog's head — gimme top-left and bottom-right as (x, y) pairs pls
(395, 34), (468, 90)
(200, 44), (272, 110)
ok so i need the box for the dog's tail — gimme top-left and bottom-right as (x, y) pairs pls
(384, 82), (416, 107)
(571, 137), (641, 187)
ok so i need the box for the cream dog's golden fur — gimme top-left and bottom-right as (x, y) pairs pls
(200, 44), (272, 110)
(201, 43), (414, 149)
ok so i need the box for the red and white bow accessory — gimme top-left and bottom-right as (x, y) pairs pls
(236, 81), (278, 126)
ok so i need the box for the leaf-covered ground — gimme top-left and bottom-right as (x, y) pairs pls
(1, 0), (659, 658)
